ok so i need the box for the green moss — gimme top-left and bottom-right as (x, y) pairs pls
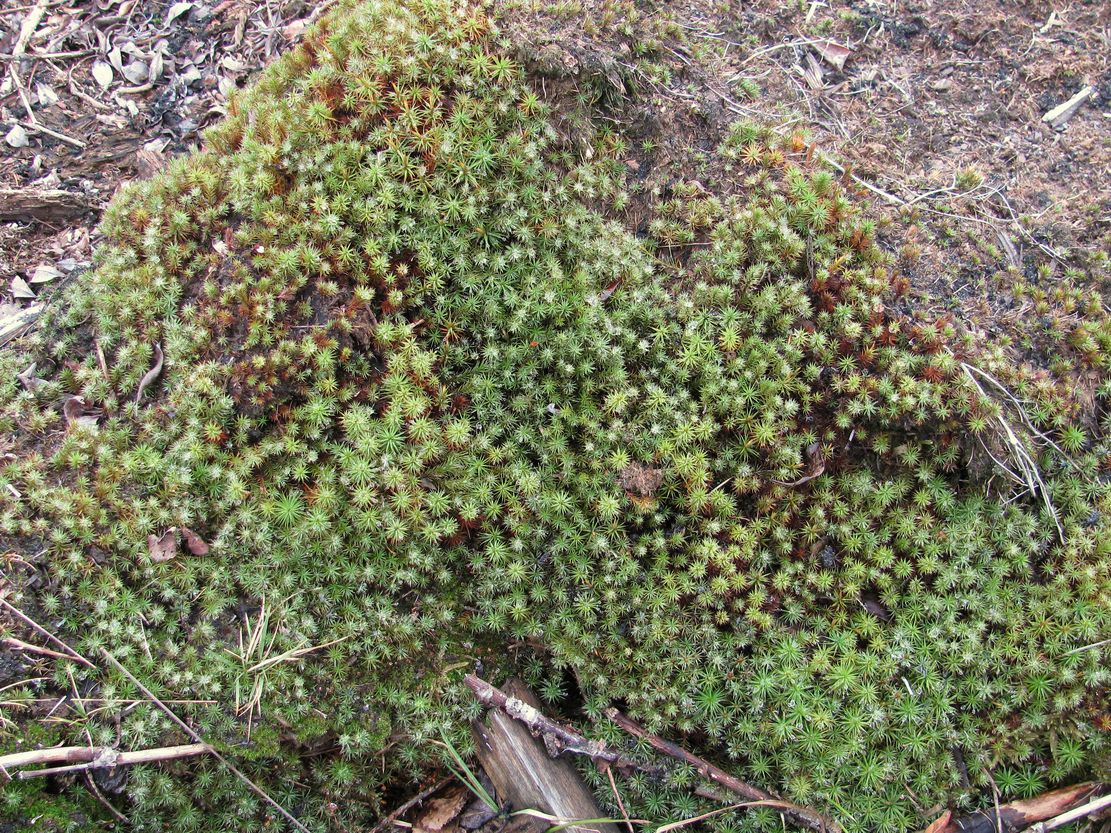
(1, 1), (1109, 831)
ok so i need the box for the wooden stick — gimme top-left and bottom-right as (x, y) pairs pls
(0, 598), (96, 669)
(20, 120), (86, 148)
(83, 770), (130, 823)
(2, 742), (211, 780)
(1041, 86), (1095, 129)
(100, 649), (311, 833)
(3, 635), (76, 663)
(1028, 791), (1111, 832)
(463, 674), (643, 774)
(606, 709), (840, 833)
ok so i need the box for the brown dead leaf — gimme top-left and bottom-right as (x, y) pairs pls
(283, 18), (308, 40)
(147, 528), (178, 562)
(922, 809), (951, 833)
(413, 787), (468, 833)
(61, 395), (85, 426)
(812, 39), (852, 71)
(17, 362), (46, 392)
(180, 526), (209, 555)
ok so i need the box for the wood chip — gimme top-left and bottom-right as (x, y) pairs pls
(0, 303), (43, 345)
(811, 38), (852, 71)
(1042, 85), (1095, 129)
(0, 188), (92, 222)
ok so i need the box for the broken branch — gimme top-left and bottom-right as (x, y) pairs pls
(1, 742), (211, 780)
(464, 674), (645, 775)
(0, 597), (97, 669)
(605, 709), (840, 833)
(932, 783), (1102, 833)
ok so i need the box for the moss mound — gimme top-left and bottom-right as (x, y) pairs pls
(1, 1), (1109, 830)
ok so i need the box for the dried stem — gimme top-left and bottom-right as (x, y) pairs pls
(1, 742), (211, 780)
(368, 776), (452, 833)
(605, 709), (840, 833)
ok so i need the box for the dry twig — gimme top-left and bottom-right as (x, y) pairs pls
(464, 674), (642, 773)
(464, 676), (838, 833)
(605, 709), (840, 833)
(368, 776), (453, 833)
(0, 742), (211, 780)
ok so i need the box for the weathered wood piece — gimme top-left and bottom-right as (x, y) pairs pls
(0, 187), (92, 221)
(470, 678), (621, 833)
(935, 783), (1099, 833)
(0, 303), (42, 346)
(1041, 85), (1095, 129)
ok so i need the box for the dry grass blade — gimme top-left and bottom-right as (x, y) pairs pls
(960, 363), (1065, 543)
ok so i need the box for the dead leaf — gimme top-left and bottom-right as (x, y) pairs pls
(35, 83), (59, 107)
(91, 61), (114, 88)
(11, 277), (35, 299)
(180, 527), (209, 555)
(812, 38), (853, 71)
(149, 50), (164, 83)
(122, 60), (149, 85)
(923, 809), (952, 833)
(861, 593), (892, 622)
(599, 280), (620, 302)
(282, 17), (308, 40)
(61, 395), (85, 426)
(135, 343), (164, 403)
(166, 0), (193, 23)
(413, 788), (468, 833)
(5, 125), (30, 149)
(802, 53), (824, 90)
(17, 362), (45, 392)
(30, 265), (62, 284)
(147, 529), (178, 562)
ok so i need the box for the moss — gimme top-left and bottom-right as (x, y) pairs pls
(0, 1), (1109, 831)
